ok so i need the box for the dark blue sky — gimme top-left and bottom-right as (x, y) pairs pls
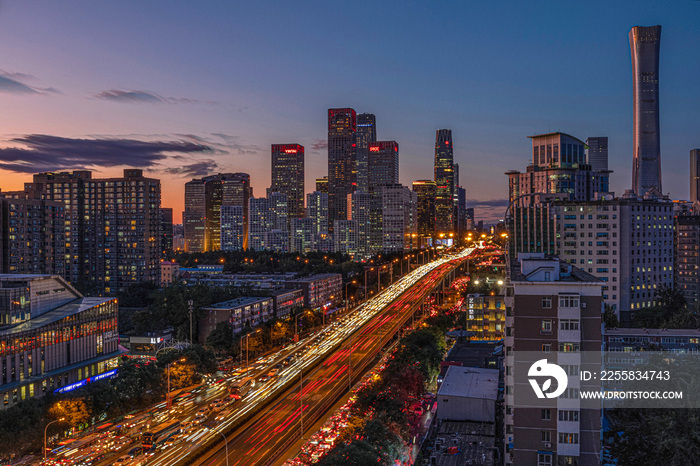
(0, 1), (698, 221)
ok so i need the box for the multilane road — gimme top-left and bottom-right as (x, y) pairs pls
(177, 247), (479, 466)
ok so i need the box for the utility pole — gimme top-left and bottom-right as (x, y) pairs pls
(188, 300), (194, 344)
(300, 368), (304, 438)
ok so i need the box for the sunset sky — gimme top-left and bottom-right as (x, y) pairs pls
(1, 1), (699, 223)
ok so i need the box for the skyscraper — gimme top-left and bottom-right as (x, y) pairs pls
(434, 129), (454, 233)
(306, 191), (329, 236)
(355, 113), (377, 192)
(412, 180), (436, 245)
(328, 108), (357, 232)
(368, 141), (399, 187)
(184, 173), (251, 252)
(159, 207), (173, 255)
(315, 176), (328, 194)
(220, 205), (244, 251)
(586, 137), (609, 171)
(691, 149), (700, 204)
(630, 25), (662, 195)
(271, 144), (305, 219)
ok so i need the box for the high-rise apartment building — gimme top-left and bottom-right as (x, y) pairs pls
(355, 113), (377, 193)
(248, 193), (288, 252)
(350, 191), (372, 259)
(381, 184), (418, 252)
(290, 218), (315, 254)
(29, 169), (160, 295)
(159, 207), (173, 255)
(184, 173), (252, 252)
(271, 144), (304, 219)
(220, 205), (244, 251)
(328, 108), (357, 232)
(630, 25), (662, 195)
(0, 195), (65, 275)
(368, 141), (399, 188)
(691, 149), (700, 204)
(586, 137), (609, 172)
(504, 254), (602, 466)
(333, 219), (358, 256)
(306, 191), (329, 237)
(412, 180), (436, 245)
(675, 214), (700, 306)
(434, 129), (454, 233)
(510, 191), (674, 324)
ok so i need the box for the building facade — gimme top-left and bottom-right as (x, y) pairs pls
(434, 129), (455, 233)
(271, 144), (305, 220)
(0, 195), (65, 276)
(220, 205), (245, 251)
(675, 214), (700, 306)
(327, 108), (357, 233)
(355, 113), (377, 193)
(368, 141), (399, 188)
(306, 191), (329, 237)
(285, 273), (342, 311)
(29, 169), (161, 295)
(630, 25), (662, 195)
(199, 296), (274, 340)
(413, 180), (437, 246)
(290, 218), (315, 254)
(586, 137), (609, 172)
(504, 254), (602, 466)
(159, 207), (173, 256)
(333, 220), (358, 256)
(184, 173), (252, 252)
(691, 149), (700, 204)
(0, 275), (121, 408)
(381, 184), (418, 252)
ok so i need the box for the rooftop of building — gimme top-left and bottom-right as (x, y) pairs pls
(605, 328), (700, 337)
(427, 420), (496, 466)
(444, 340), (502, 369)
(201, 296), (272, 310)
(0, 296), (115, 337)
(286, 273), (341, 282)
(437, 366), (499, 400)
(527, 131), (587, 146)
(510, 253), (601, 283)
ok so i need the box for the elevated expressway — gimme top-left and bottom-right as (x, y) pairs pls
(155, 247), (480, 466)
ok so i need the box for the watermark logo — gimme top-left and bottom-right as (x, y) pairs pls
(528, 359), (568, 399)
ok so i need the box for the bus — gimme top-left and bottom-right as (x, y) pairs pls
(229, 377), (255, 399)
(141, 420), (180, 450)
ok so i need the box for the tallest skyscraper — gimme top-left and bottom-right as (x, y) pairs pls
(629, 25), (662, 195)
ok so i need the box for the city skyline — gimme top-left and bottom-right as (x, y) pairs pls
(1, 2), (699, 223)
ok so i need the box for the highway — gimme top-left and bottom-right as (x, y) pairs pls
(175, 247), (478, 466)
(45, 247), (479, 466)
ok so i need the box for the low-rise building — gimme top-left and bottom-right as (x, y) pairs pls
(269, 288), (304, 320)
(199, 296), (274, 341)
(285, 273), (342, 311)
(0, 275), (122, 408)
(604, 328), (700, 352)
(437, 366), (500, 423)
(160, 261), (180, 286)
(464, 294), (506, 341)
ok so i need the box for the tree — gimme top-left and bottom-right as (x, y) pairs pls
(48, 398), (92, 429)
(604, 305), (619, 328)
(206, 321), (234, 353)
(317, 439), (390, 466)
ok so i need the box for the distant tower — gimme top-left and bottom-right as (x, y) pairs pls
(271, 144), (304, 219)
(355, 113), (377, 192)
(691, 149), (700, 203)
(630, 25), (662, 195)
(586, 137), (609, 171)
(368, 141), (399, 188)
(434, 129), (454, 232)
(327, 108), (357, 232)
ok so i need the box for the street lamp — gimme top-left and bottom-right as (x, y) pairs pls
(44, 418), (65, 459)
(215, 429), (229, 466)
(364, 267), (374, 301)
(242, 329), (261, 372)
(166, 358), (186, 408)
(345, 280), (356, 314)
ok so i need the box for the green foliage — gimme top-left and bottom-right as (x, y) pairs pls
(608, 409), (700, 465)
(317, 439), (390, 466)
(604, 305), (619, 329)
(0, 397), (50, 459)
(206, 321), (234, 353)
(633, 286), (693, 329)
